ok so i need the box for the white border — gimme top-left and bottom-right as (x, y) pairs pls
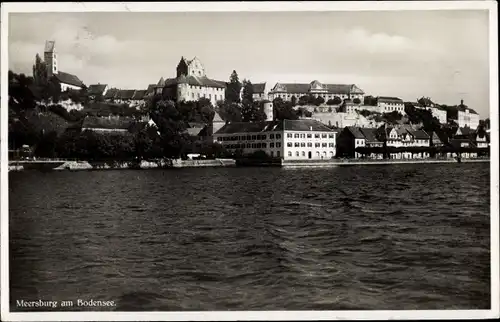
(1, 1), (498, 321)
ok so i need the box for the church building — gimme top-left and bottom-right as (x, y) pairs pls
(43, 40), (84, 91)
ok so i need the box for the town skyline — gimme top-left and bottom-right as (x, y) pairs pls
(8, 10), (491, 118)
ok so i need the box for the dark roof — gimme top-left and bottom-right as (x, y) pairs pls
(457, 103), (478, 115)
(252, 83), (266, 93)
(146, 84), (156, 94)
(116, 90), (136, 100)
(271, 83), (363, 95)
(88, 84), (108, 95)
(176, 75), (226, 88)
(377, 96), (403, 103)
(81, 116), (134, 130)
(214, 119), (335, 135)
(457, 127), (475, 136)
(449, 138), (477, 149)
(346, 126), (365, 139)
(359, 128), (381, 142)
(104, 88), (118, 99)
(55, 71), (84, 87)
(409, 129), (430, 139)
(132, 90), (147, 100)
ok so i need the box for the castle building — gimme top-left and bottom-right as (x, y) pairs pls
(268, 81), (365, 103)
(456, 100), (480, 130)
(43, 41), (84, 91)
(155, 57), (226, 106)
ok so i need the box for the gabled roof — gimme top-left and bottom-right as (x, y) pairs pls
(132, 90), (147, 100)
(177, 75), (226, 88)
(346, 126), (365, 139)
(146, 84), (156, 94)
(212, 111), (225, 123)
(252, 83), (266, 93)
(81, 116), (134, 130)
(104, 88), (119, 99)
(116, 90), (136, 100)
(449, 138), (477, 149)
(88, 84), (108, 95)
(430, 132), (444, 145)
(55, 71), (84, 87)
(359, 128), (381, 143)
(271, 83), (363, 95)
(44, 40), (55, 53)
(456, 126), (475, 136)
(409, 129), (430, 139)
(157, 77), (165, 86)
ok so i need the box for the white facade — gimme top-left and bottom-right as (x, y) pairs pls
(458, 109), (480, 129)
(213, 129), (337, 160)
(60, 83), (82, 92)
(416, 106), (447, 124)
(177, 83), (225, 106)
(377, 99), (405, 115)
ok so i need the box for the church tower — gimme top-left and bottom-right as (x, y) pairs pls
(44, 40), (58, 78)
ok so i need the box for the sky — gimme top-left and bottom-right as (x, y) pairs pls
(7, 10), (491, 118)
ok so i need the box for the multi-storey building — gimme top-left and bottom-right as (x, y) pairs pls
(377, 125), (430, 159)
(42, 40), (84, 91)
(337, 126), (384, 159)
(456, 100), (480, 129)
(268, 80), (364, 103)
(213, 116), (337, 160)
(376, 96), (405, 115)
(154, 57), (226, 106)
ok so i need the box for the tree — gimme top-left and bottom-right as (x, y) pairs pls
(226, 70), (242, 104)
(241, 79), (254, 104)
(242, 101), (266, 122)
(32, 54), (48, 87)
(217, 101), (242, 122)
(291, 95), (297, 106)
(417, 96), (434, 107)
(332, 96), (342, 105)
(273, 98), (298, 121)
(314, 96), (325, 106)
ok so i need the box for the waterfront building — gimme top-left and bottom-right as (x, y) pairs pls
(448, 139), (478, 159)
(377, 125), (430, 159)
(456, 100), (480, 129)
(454, 126), (489, 149)
(213, 117), (337, 160)
(155, 57), (226, 106)
(336, 126), (384, 159)
(42, 40), (85, 91)
(268, 81), (364, 103)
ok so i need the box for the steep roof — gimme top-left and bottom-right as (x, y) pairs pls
(252, 83), (266, 93)
(359, 128), (380, 142)
(409, 129), (430, 139)
(176, 75), (226, 88)
(430, 132), (443, 145)
(212, 111), (225, 123)
(146, 84), (156, 95)
(457, 126), (475, 136)
(55, 71), (84, 87)
(104, 88), (118, 99)
(81, 116), (134, 130)
(116, 90), (136, 100)
(132, 90), (147, 100)
(449, 138), (477, 149)
(88, 84), (108, 95)
(346, 126), (365, 139)
(44, 40), (55, 53)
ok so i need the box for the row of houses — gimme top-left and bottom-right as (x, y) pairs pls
(337, 124), (489, 160)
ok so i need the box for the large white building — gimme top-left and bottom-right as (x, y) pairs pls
(43, 41), (84, 91)
(457, 100), (480, 129)
(268, 80), (364, 103)
(155, 57), (226, 106)
(378, 125), (431, 159)
(213, 112), (337, 160)
(375, 96), (405, 115)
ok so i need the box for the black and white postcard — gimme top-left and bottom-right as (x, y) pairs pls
(1, 1), (498, 321)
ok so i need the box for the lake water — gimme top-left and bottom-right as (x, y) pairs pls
(9, 163), (491, 311)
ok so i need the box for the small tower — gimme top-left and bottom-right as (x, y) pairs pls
(263, 101), (274, 121)
(44, 40), (58, 78)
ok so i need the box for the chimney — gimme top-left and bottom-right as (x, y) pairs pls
(461, 99), (464, 105)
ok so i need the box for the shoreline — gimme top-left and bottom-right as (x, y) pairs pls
(7, 157), (490, 172)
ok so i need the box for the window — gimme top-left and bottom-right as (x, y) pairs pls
(307, 143), (312, 147)
(262, 143), (267, 148)
(247, 143), (251, 148)
(329, 134), (334, 139)
(270, 142), (275, 148)
(322, 143), (327, 147)
(276, 142), (281, 148)
(192, 93), (194, 98)
(307, 134), (312, 138)
(277, 151), (280, 157)
(271, 151), (274, 157)
(302, 151), (306, 156)
(294, 134), (300, 138)
(315, 134), (320, 138)
(301, 134), (305, 138)
(270, 134), (275, 139)
(252, 135), (256, 140)
(322, 134), (327, 138)
(315, 143), (320, 147)
(300, 143), (305, 147)
(287, 133), (292, 138)
(276, 134), (282, 139)
(288, 151), (292, 157)
(296, 151), (299, 157)
(294, 142), (300, 147)
(262, 135), (267, 140)
(287, 142), (292, 147)
(329, 143), (334, 147)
